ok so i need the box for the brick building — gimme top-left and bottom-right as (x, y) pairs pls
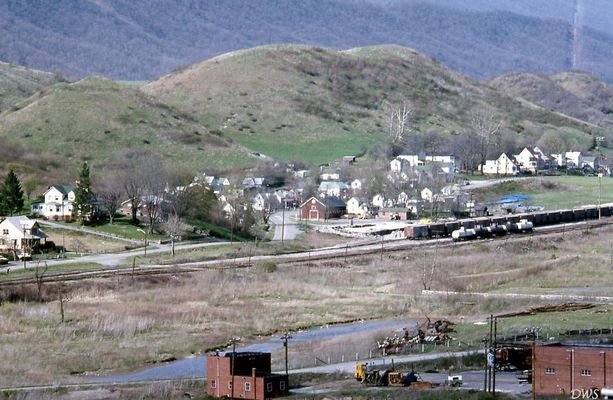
(535, 343), (612, 396)
(206, 352), (288, 399)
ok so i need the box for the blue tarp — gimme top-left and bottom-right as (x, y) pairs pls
(499, 194), (533, 204)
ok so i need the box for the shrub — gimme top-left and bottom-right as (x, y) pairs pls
(259, 261), (277, 273)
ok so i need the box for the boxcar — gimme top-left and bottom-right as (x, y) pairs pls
(559, 209), (574, 222)
(491, 216), (509, 225)
(572, 208), (586, 221)
(473, 217), (491, 227)
(532, 212), (548, 226)
(429, 223), (446, 237)
(405, 224), (429, 239)
(460, 219), (476, 229)
(582, 206), (598, 219)
(547, 211), (561, 224)
(444, 221), (461, 233)
(601, 206), (612, 217)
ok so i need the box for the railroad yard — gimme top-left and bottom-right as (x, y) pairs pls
(0, 205), (612, 398)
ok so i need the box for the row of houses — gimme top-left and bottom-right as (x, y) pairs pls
(481, 147), (607, 175)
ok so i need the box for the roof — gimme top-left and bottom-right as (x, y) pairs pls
(0, 216), (47, 239)
(46, 184), (76, 197)
(322, 197), (346, 208)
(381, 207), (411, 212)
(318, 181), (349, 191)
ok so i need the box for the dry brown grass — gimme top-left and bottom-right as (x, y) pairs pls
(0, 223), (611, 386)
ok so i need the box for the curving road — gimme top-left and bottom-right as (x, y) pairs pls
(270, 210), (301, 241)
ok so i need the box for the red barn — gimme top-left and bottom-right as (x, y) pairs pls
(534, 343), (612, 397)
(207, 352), (288, 399)
(299, 196), (346, 221)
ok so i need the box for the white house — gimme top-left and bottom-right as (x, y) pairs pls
(318, 181), (349, 198)
(514, 148), (539, 173)
(350, 179), (362, 193)
(565, 152), (583, 168)
(31, 184), (76, 220)
(320, 167), (340, 181)
(550, 153), (566, 167)
(372, 194), (385, 208)
(480, 153), (519, 175)
(421, 188), (433, 203)
(346, 197), (369, 218)
(0, 216), (47, 252)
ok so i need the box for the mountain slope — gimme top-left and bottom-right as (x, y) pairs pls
(0, 61), (61, 113)
(489, 72), (613, 129)
(0, 77), (253, 178)
(2, 1), (613, 82)
(144, 45), (600, 164)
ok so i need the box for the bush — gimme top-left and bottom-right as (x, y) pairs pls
(259, 261), (277, 273)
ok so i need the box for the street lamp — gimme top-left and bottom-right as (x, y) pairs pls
(136, 228), (147, 257)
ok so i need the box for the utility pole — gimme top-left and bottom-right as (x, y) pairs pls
(598, 173), (603, 220)
(492, 318), (498, 398)
(281, 201), (286, 245)
(21, 223), (27, 270)
(230, 337), (240, 399)
(281, 332), (292, 376)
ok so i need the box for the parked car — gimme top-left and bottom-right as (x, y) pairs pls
(0, 256), (8, 265)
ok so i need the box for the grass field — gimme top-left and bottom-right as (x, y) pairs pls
(472, 175), (613, 210)
(0, 222), (611, 387)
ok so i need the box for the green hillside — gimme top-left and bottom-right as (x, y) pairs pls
(0, 77), (254, 179)
(144, 45), (598, 164)
(489, 71), (613, 130)
(0, 61), (60, 113)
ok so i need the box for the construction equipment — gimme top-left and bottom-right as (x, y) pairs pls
(355, 362), (427, 387)
(447, 375), (463, 387)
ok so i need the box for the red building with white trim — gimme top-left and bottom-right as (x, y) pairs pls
(206, 352), (288, 399)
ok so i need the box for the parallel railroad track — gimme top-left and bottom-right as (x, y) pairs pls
(0, 220), (609, 288)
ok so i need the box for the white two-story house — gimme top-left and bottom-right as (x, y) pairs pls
(31, 185), (76, 221)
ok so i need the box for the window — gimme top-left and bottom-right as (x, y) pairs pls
(2, 229), (8, 235)
(266, 382), (273, 392)
(210, 379), (216, 389)
(545, 368), (555, 375)
(244, 382), (251, 392)
(581, 369), (592, 377)
(227, 381), (232, 390)
(280, 381), (286, 391)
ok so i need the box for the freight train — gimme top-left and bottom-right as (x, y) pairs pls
(404, 204), (612, 240)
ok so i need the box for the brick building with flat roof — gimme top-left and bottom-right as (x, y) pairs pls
(534, 343), (612, 396)
(206, 352), (288, 399)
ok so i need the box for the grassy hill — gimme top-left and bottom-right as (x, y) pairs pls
(144, 45), (600, 164)
(0, 77), (254, 180)
(0, 61), (60, 113)
(489, 72), (613, 130)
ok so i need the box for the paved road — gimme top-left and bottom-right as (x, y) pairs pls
(0, 240), (230, 272)
(270, 210), (301, 241)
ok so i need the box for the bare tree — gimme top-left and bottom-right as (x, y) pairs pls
(470, 108), (502, 174)
(58, 283), (70, 323)
(120, 170), (142, 225)
(421, 250), (437, 291)
(34, 261), (49, 301)
(96, 175), (123, 225)
(387, 101), (413, 148)
(163, 213), (187, 257)
(141, 161), (168, 234)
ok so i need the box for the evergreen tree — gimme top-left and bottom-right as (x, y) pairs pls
(73, 162), (93, 223)
(0, 169), (25, 216)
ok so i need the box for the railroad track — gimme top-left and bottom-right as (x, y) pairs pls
(0, 219), (609, 288)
